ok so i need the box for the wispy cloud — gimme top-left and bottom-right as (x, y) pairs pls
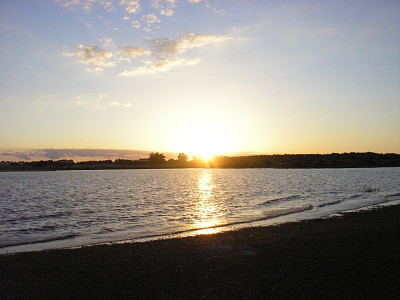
(139, 13), (161, 32)
(63, 32), (232, 75)
(55, 0), (213, 29)
(32, 93), (132, 111)
(0, 151), (33, 160)
(101, 1), (116, 13)
(55, 0), (116, 13)
(120, 0), (141, 14)
(119, 57), (200, 76)
(152, 0), (177, 16)
(100, 37), (116, 48)
(108, 101), (132, 107)
(73, 93), (132, 109)
(131, 20), (140, 28)
(57, 0), (230, 75)
(63, 44), (117, 73)
(205, 4), (226, 16)
(0, 149), (180, 162)
(142, 13), (161, 25)
(152, 33), (233, 57)
(84, 66), (105, 74)
(119, 33), (231, 76)
(0, 149), (154, 161)
(121, 46), (151, 58)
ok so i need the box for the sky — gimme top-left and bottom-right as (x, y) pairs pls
(1, 0), (399, 161)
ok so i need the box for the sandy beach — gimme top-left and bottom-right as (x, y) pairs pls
(1, 205), (399, 299)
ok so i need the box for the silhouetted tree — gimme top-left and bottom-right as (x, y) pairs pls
(177, 153), (188, 162)
(148, 152), (166, 164)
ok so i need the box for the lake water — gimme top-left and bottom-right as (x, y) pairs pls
(1, 168), (399, 253)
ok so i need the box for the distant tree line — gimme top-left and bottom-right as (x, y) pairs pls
(0, 152), (399, 171)
(208, 152), (400, 169)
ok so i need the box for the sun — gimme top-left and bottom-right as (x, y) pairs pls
(179, 121), (232, 159)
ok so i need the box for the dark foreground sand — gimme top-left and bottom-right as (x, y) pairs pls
(1, 205), (399, 299)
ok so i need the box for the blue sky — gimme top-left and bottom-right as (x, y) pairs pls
(1, 0), (399, 161)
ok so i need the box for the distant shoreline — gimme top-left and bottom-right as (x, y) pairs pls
(1, 204), (399, 298)
(1, 152), (399, 171)
(1, 166), (400, 173)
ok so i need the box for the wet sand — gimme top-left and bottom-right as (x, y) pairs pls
(1, 205), (399, 299)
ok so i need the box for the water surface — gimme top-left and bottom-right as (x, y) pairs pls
(1, 168), (399, 253)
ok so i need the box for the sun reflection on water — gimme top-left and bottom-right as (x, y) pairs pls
(193, 170), (225, 234)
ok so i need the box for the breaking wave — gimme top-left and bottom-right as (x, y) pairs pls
(385, 192), (400, 201)
(126, 205), (315, 242)
(0, 234), (78, 249)
(258, 195), (301, 206)
(317, 200), (343, 208)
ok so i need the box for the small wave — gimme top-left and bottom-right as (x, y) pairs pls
(317, 200), (343, 208)
(0, 234), (77, 249)
(3, 224), (61, 234)
(385, 192), (400, 202)
(360, 185), (380, 193)
(124, 205), (314, 242)
(261, 205), (313, 219)
(349, 193), (363, 199)
(5, 206), (316, 251)
(387, 192), (400, 197)
(168, 216), (191, 222)
(94, 228), (117, 234)
(258, 195), (301, 206)
(0, 211), (72, 225)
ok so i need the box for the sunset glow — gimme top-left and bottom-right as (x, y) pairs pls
(193, 170), (224, 234)
(0, 0), (399, 160)
(179, 122), (232, 159)
(1, 3), (400, 298)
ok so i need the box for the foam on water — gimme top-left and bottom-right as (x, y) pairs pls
(257, 195), (301, 206)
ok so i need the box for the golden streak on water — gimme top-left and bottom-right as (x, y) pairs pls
(193, 170), (224, 234)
